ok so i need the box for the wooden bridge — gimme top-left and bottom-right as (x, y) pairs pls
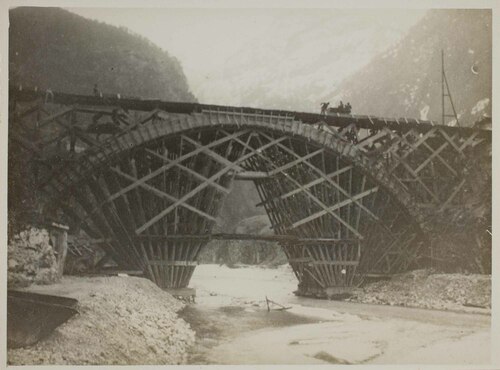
(9, 86), (491, 298)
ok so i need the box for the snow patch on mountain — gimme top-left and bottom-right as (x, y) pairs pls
(471, 98), (490, 115)
(447, 113), (462, 127)
(420, 105), (430, 120)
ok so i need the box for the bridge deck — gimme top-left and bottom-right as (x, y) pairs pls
(10, 86), (490, 137)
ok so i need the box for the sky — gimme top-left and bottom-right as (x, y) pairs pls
(66, 7), (427, 103)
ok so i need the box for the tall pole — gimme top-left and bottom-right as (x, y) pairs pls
(441, 49), (445, 126)
(441, 49), (460, 127)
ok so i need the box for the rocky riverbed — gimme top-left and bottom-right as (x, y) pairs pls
(349, 269), (491, 312)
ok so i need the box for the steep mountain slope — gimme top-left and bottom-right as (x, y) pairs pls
(193, 9), (425, 112)
(9, 7), (196, 101)
(329, 9), (491, 126)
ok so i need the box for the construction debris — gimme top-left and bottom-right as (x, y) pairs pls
(265, 296), (292, 312)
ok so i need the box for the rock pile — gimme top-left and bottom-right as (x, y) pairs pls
(350, 269), (491, 312)
(8, 276), (195, 365)
(8, 227), (59, 288)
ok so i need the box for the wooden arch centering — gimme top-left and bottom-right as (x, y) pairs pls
(10, 88), (488, 298)
(37, 111), (422, 298)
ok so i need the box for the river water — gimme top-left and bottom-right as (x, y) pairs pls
(180, 264), (491, 365)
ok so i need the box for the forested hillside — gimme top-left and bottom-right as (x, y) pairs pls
(9, 7), (196, 101)
(8, 7), (196, 235)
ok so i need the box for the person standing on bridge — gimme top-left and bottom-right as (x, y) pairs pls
(320, 102), (330, 116)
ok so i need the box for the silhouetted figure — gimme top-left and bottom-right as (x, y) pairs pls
(339, 101), (345, 112)
(320, 102), (330, 115)
(345, 102), (352, 114)
(111, 109), (121, 126)
(93, 84), (100, 97)
(345, 125), (359, 144)
(45, 89), (54, 103)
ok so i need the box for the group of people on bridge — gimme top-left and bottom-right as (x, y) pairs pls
(320, 101), (352, 116)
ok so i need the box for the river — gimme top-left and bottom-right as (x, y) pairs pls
(180, 264), (491, 365)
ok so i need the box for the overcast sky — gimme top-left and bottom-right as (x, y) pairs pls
(66, 7), (426, 101)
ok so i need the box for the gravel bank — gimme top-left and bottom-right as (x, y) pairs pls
(350, 269), (491, 313)
(8, 276), (195, 365)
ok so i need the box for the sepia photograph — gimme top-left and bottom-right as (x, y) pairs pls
(2, 0), (497, 367)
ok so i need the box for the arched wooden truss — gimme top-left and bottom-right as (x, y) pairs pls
(9, 88), (490, 298)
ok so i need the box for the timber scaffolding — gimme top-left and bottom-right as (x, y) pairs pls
(9, 86), (491, 299)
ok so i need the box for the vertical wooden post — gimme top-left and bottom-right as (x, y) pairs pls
(49, 223), (70, 279)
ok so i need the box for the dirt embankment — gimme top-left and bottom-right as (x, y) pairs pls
(350, 269), (491, 313)
(8, 276), (195, 365)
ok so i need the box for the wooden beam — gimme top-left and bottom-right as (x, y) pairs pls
(397, 127), (438, 161)
(264, 154), (365, 237)
(459, 131), (479, 151)
(390, 150), (440, 202)
(181, 134), (244, 171)
(135, 149), (244, 234)
(438, 128), (464, 155)
(15, 103), (40, 120)
(11, 133), (46, 158)
(234, 171), (270, 180)
(259, 131), (380, 222)
(267, 148), (323, 176)
(147, 260), (198, 266)
(439, 178), (466, 211)
(110, 167), (217, 223)
(272, 165), (353, 203)
(414, 141), (450, 174)
(292, 186), (378, 229)
(241, 133), (366, 237)
(107, 130), (250, 201)
(309, 261), (359, 266)
(38, 107), (74, 129)
(356, 129), (390, 149)
(421, 141), (458, 176)
(339, 123), (356, 135)
(288, 257), (313, 263)
(304, 267), (326, 288)
(145, 148), (230, 194)
(39, 107), (103, 149)
(135, 233), (359, 244)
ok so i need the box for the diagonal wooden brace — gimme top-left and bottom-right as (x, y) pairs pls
(292, 186), (378, 229)
(110, 167), (217, 223)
